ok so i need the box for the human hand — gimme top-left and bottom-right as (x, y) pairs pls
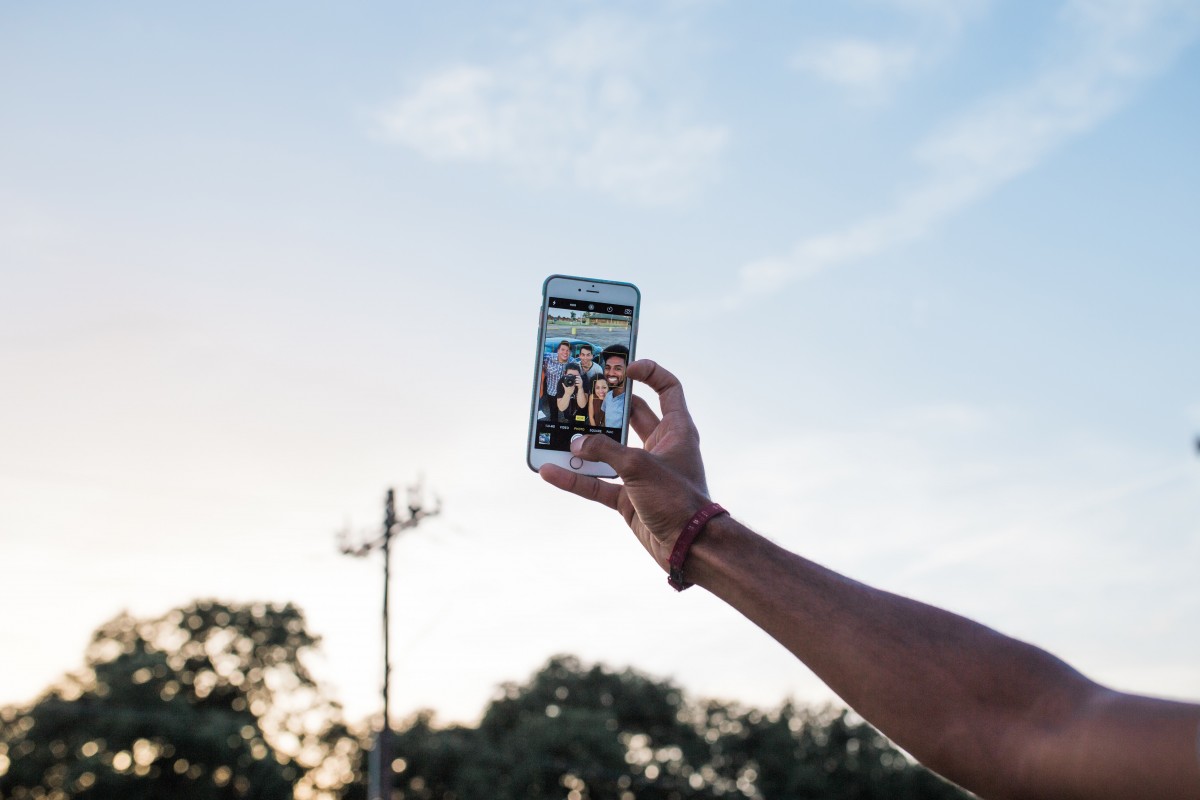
(539, 360), (711, 572)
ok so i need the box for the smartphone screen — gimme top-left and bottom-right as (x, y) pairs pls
(527, 276), (639, 475)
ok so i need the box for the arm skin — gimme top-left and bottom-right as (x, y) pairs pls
(540, 359), (1200, 800)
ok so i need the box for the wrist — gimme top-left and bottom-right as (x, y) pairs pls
(666, 502), (729, 591)
(670, 513), (748, 591)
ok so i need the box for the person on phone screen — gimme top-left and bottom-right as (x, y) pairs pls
(556, 364), (589, 425)
(589, 378), (608, 428)
(538, 358), (1200, 800)
(577, 343), (603, 392)
(541, 340), (575, 422)
(598, 345), (629, 429)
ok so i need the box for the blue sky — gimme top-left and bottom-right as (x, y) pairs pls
(2, 0), (1199, 727)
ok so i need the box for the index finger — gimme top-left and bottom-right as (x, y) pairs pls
(627, 359), (689, 416)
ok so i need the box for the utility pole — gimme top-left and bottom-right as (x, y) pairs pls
(339, 482), (441, 800)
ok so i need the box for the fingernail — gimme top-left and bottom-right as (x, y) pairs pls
(570, 434), (584, 453)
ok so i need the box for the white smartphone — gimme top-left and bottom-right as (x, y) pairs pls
(527, 274), (641, 477)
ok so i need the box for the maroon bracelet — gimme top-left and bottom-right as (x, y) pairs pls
(667, 502), (728, 591)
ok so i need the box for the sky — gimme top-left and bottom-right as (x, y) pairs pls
(2, 0), (1199, 730)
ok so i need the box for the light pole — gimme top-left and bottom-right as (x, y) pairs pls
(339, 482), (440, 800)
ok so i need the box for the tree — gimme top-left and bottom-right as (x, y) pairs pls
(466, 654), (709, 800)
(2, 615), (973, 800)
(0, 601), (358, 800)
(377, 655), (972, 800)
(703, 701), (973, 800)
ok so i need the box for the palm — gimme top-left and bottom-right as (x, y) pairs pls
(541, 359), (711, 571)
(617, 407), (709, 567)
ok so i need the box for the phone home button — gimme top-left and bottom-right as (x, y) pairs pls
(569, 456), (584, 470)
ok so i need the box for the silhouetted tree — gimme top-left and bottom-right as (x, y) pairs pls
(2, 614), (973, 800)
(704, 701), (972, 799)
(0, 601), (358, 800)
(377, 655), (972, 800)
(463, 654), (709, 799)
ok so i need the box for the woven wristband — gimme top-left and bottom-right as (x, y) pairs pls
(667, 502), (728, 591)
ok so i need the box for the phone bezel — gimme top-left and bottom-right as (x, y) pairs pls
(527, 274), (640, 477)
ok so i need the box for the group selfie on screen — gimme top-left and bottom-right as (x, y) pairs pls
(536, 339), (629, 439)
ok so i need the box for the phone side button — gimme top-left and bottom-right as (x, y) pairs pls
(569, 456), (584, 470)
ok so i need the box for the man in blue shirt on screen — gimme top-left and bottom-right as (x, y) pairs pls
(599, 345), (629, 430)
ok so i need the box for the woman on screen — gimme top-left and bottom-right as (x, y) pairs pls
(588, 378), (607, 428)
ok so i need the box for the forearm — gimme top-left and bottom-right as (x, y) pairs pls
(551, 360), (1200, 799)
(685, 516), (1100, 797)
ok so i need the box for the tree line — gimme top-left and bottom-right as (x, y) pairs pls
(0, 602), (972, 800)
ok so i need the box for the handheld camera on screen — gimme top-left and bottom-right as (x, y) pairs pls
(527, 275), (640, 477)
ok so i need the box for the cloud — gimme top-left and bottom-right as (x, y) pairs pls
(791, 39), (920, 95)
(708, 409), (1200, 701)
(790, 0), (987, 100)
(376, 13), (727, 207)
(877, 0), (990, 31)
(380, 67), (509, 161)
(740, 0), (1200, 297)
(712, 404), (1006, 564)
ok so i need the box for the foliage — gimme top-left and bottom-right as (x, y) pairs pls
(1, 608), (972, 800)
(0, 601), (358, 800)
(379, 655), (974, 800)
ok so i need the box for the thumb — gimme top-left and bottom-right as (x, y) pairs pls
(571, 434), (640, 477)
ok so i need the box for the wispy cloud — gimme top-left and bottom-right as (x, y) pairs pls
(877, 0), (990, 32)
(376, 13), (727, 207)
(790, 39), (920, 97)
(790, 0), (987, 101)
(711, 410), (1200, 688)
(741, 0), (1200, 297)
(714, 404), (1007, 563)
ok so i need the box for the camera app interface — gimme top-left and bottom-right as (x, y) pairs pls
(534, 296), (635, 451)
